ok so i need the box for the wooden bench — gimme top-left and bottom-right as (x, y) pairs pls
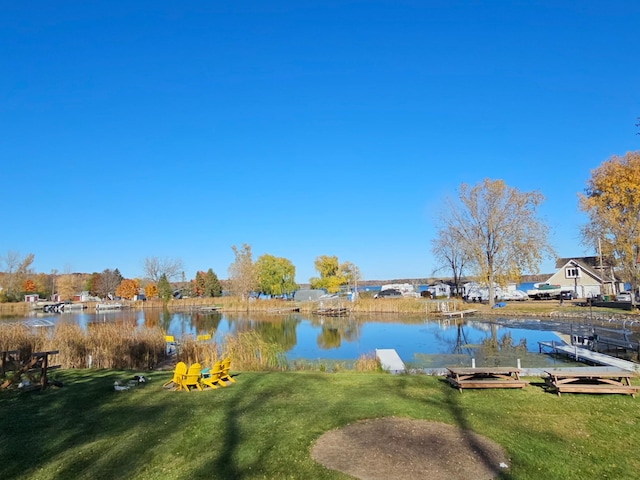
(551, 384), (638, 396)
(447, 378), (528, 390)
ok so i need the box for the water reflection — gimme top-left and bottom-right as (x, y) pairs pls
(5, 309), (586, 368)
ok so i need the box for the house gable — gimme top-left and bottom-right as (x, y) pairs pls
(547, 258), (622, 297)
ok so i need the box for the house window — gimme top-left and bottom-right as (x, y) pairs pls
(565, 267), (580, 278)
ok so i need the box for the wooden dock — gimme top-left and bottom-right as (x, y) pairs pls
(442, 309), (477, 318)
(312, 307), (349, 316)
(539, 341), (640, 372)
(267, 306), (301, 314)
(375, 349), (405, 374)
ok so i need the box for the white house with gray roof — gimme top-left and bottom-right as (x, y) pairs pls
(545, 257), (624, 298)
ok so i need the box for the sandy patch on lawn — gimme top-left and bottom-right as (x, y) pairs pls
(311, 417), (509, 480)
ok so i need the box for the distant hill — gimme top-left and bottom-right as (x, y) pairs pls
(298, 274), (553, 289)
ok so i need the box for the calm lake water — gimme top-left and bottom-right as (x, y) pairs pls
(4, 308), (593, 369)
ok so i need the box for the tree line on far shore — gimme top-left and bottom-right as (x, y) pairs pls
(2, 150), (639, 307)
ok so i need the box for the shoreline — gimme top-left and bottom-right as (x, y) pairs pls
(2, 297), (639, 322)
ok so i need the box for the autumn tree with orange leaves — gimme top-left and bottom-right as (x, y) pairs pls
(192, 271), (206, 297)
(116, 279), (139, 300)
(22, 279), (36, 292)
(579, 151), (640, 301)
(144, 283), (158, 299)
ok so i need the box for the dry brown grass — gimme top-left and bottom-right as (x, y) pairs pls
(175, 330), (284, 370)
(0, 324), (48, 363)
(354, 353), (380, 372)
(0, 303), (29, 316)
(0, 322), (166, 370)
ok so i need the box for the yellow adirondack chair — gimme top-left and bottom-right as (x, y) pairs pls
(179, 362), (203, 391)
(219, 357), (235, 384)
(164, 335), (177, 355)
(163, 361), (187, 390)
(200, 361), (225, 389)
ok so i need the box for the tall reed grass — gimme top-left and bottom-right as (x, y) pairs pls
(174, 330), (285, 371)
(0, 324), (48, 363)
(0, 323), (166, 370)
(354, 353), (381, 372)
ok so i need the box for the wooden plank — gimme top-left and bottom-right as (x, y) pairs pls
(552, 384), (638, 396)
(449, 379), (527, 389)
(448, 367), (520, 375)
(556, 384), (637, 393)
(546, 369), (635, 378)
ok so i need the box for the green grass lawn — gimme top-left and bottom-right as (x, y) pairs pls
(1, 369), (639, 479)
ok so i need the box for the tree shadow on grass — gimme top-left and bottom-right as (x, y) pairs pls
(0, 369), (184, 480)
(189, 372), (333, 479)
(438, 380), (514, 479)
(415, 375), (572, 479)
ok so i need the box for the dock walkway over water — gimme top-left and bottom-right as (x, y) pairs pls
(375, 349), (405, 374)
(539, 341), (639, 372)
(442, 309), (477, 318)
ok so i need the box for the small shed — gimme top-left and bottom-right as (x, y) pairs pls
(24, 294), (40, 303)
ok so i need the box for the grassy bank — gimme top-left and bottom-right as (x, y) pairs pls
(1, 369), (639, 479)
(3, 295), (639, 318)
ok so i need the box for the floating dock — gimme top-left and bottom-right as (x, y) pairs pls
(442, 309), (478, 318)
(312, 307), (349, 316)
(538, 341), (639, 372)
(375, 348), (405, 374)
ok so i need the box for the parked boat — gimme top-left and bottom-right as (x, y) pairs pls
(61, 303), (86, 311)
(95, 302), (125, 311)
(526, 283), (562, 299)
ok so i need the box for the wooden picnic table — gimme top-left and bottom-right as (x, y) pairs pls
(0, 350), (60, 390)
(446, 367), (527, 393)
(544, 369), (638, 397)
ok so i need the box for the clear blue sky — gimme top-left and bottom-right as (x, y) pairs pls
(1, 1), (639, 283)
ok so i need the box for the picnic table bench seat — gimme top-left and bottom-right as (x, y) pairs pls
(445, 367), (527, 392)
(548, 383), (638, 396)
(446, 377), (528, 389)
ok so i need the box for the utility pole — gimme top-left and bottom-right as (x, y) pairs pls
(598, 238), (605, 296)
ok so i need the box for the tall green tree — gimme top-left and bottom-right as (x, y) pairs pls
(579, 151), (640, 300)
(440, 178), (554, 306)
(203, 268), (223, 297)
(157, 274), (173, 302)
(255, 254), (297, 297)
